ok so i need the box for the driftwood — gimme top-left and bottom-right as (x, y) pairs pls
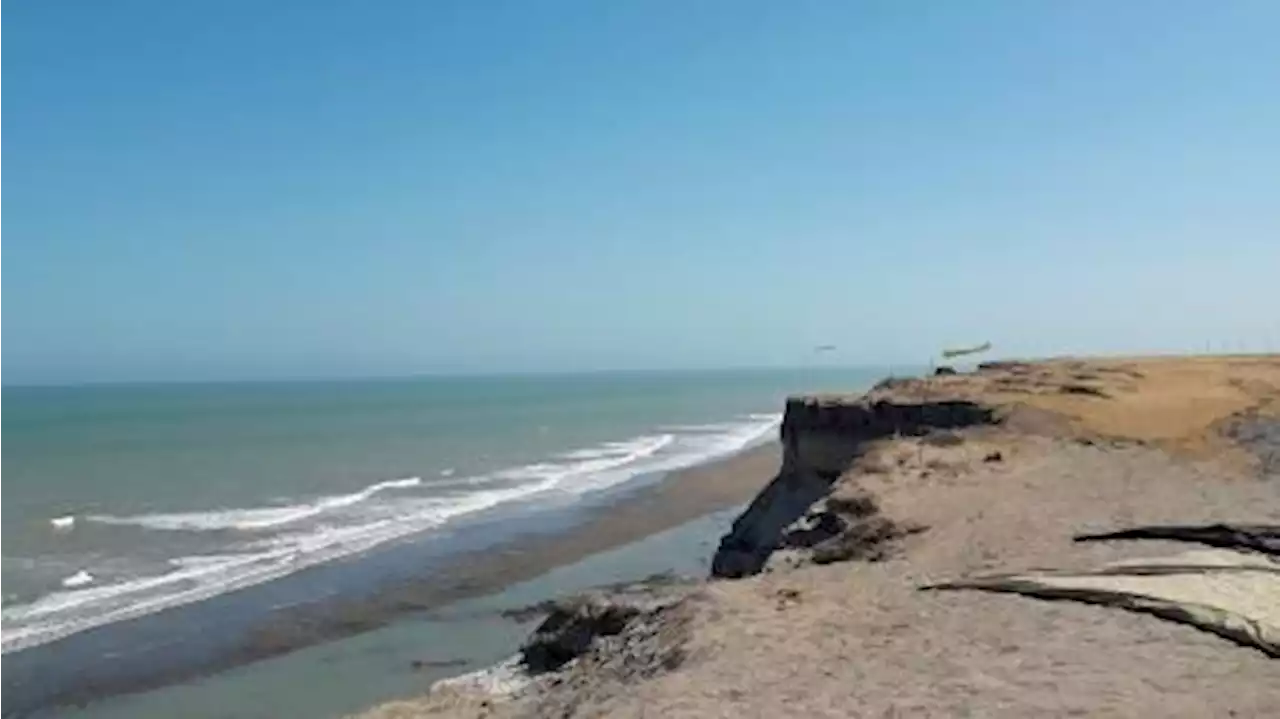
(924, 523), (1280, 658)
(1075, 523), (1280, 557)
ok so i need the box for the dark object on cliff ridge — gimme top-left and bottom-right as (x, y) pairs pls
(983, 451), (1003, 462)
(934, 365), (957, 376)
(978, 360), (1031, 373)
(1059, 384), (1111, 398)
(1075, 523), (1280, 556)
(872, 376), (914, 392)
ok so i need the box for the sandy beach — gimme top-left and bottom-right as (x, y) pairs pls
(232, 441), (785, 663)
(360, 355), (1280, 718)
(3, 437), (785, 717)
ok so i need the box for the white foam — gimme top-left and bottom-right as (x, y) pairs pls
(60, 571), (95, 589)
(553, 414), (780, 494)
(433, 655), (529, 696)
(83, 477), (423, 532)
(659, 422), (738, 433)
(2, 414), (781, 654)
(49, 516), (76, 532)
(439, 468), (456, 477)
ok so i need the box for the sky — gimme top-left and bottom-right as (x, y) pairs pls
(5, 0), (1279, 384)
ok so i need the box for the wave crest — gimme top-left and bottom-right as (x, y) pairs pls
(82, 477), (423, 532)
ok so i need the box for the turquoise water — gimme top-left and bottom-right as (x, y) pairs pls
(2, 367), (885, 654)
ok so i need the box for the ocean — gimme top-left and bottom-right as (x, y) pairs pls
(2, 367), (886, 663)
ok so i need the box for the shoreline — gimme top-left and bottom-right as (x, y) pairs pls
(361, 354), (1280, 719)
(4, 440), (783, 716)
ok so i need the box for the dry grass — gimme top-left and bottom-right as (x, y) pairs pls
(874, 354), (1280, 462)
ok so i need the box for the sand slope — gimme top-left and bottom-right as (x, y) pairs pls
(359, 355), (1280, 718)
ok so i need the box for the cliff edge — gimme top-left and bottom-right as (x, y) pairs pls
(712, 355), (1280, 578)
(358, 355), (1280, 719)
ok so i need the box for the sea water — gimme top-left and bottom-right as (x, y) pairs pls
(3, 367), (886, 655)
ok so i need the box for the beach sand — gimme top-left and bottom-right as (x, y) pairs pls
(361, 355), (1280, 719)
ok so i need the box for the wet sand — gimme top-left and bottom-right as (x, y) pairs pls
(224, 442), (783, 665)
(4, 441), (782, 716)
(229, 440), (784, 665)
(56, 506), (753, 719)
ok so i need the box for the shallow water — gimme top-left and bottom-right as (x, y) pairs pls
(46, 505), (745, 719)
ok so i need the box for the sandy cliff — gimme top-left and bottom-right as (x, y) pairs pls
(710, 395), (993, 577)
(360, 355), (1280, 719)
(712, 355), (1280, 579)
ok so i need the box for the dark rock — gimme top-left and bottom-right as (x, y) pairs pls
(1059, 384), (1110, 398)
(500, 572), (686, 623)
(810, 517), (926, 565)
(775, 489), (921, 567)
(519, 584), (690, 674)
(1219, 413), (1280, 478)
(934, 365), (957, 376)
(826, 490), (879, 518)
(521, 597), (641, 673)
(978, 361), (1032, 373)
(779, 510), (847, 549)
(872, 376), (915, 392)
(983, 451), (1003, 463)
(500, 599), (559, 623)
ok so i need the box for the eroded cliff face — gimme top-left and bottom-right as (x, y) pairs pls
(709, 395), (994, 578)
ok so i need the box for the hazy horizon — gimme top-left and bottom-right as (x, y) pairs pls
(3, 361), (921, 389)
(7, 1), (1279, 385)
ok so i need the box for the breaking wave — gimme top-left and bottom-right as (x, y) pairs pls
(3, 413), (780, 653)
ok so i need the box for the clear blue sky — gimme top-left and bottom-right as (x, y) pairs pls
(6, 1), (1279, 383)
